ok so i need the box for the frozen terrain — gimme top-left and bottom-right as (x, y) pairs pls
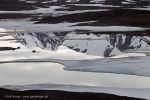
(1, 83), (150, 100)
(0, 0), (150, 99)
(13, 32), (150, 57)
(1, 56), (150, 77)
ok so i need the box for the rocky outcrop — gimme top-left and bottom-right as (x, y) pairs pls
(13, 32), (150, 57)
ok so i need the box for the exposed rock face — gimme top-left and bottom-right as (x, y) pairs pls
(13, 32), (150, 57)
(63, 33), (150, 57)
(13, 32), (65, 51)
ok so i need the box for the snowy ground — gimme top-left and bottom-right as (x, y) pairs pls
(0, 1), (150, 99)
(1, 56), (150, 77)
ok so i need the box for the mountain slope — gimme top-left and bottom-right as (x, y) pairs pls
(13, 32), (150, 57)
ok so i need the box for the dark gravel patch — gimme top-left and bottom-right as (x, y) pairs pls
(0, 0), (59, 11)
(0, 0), (36, 11)
(73, 30), (150, 35)
(0, 88), (146, 100)
(0, 0), (149, 11)
(35, 9), (150, 27)
(0, 14), (37, 19)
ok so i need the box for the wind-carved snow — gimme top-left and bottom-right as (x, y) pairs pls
(62, 56), (150, 77)
(1, 56), (150, 77)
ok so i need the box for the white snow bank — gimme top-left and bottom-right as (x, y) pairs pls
(63, 56), (150, 77)
(1, 56), (150, 77)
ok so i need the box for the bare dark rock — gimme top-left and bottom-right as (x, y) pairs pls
(0, 47), (19, 51)
(32, 50), (36, 53)
(35, 9), (150, 28)
(0, 88), (146, 100)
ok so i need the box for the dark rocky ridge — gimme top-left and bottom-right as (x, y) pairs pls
(0, 0), (36, 11)
(0, 0), (150, 29)
(0, 47), (19, 51)
(0, 87), (145, 100)
(13, 32), (150, 57)
(0, 0), (64, 11)
(35, 9), (150, 27)
(0, 14), (37, 19)
(0, 0), (149, 12)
